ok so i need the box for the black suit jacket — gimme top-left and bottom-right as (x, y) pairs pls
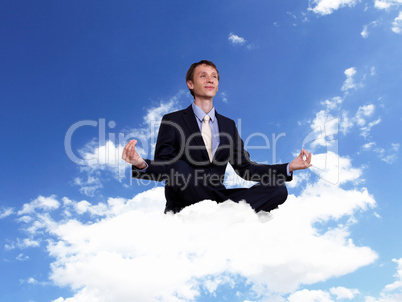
(133, 105), (292, 191)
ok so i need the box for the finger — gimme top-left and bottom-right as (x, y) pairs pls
(122, 149), (128, 161)
(129, 144), (135, 159)
(123, 140), (133, 152)
(300, 149), (308, 159)
(130, 140), (138, 152)
(128, 140), (136, 148)
(124, 140), (137, 154)
(305, 152), (311, 163)
(122, 144), (129, 157)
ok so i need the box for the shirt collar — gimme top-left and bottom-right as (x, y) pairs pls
(192, 102), (216, 123)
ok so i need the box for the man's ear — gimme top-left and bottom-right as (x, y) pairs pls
(187, 80), (194, 90)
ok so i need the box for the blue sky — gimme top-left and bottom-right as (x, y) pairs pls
(1, 0), (402, 301)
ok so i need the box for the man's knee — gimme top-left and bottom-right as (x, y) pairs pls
(254, 184), (288, 212)
(276, 184), (288, 205)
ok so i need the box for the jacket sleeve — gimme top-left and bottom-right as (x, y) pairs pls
(132, 115), (182, 181)
(229, 120), (292, 183)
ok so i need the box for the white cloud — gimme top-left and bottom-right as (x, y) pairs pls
(307, 68), (380, 140)
(384, 258), (402, 291)
(305, 110), (339, 151)
(320, 96), (343, 110)
(365, 258), (402, 301)
(18, 195), (60, 215)
(11, 238), (41, 249)
(331, 104), (380, 139)
(228, 32), (246, 45)
(0, 207), (14, 219)
(391, 11), (402, 33)
(361, 142), (399, 164)
(287, 289), (333, 301)
(79, 141), (126, 176)
(16, 253), (30, 261)
(356, 104), (375, 126)
(143, 92), (183, 127)
(360, 118), (381, 138)
(73, 175), (103, 197)
(341, 67), (359, 92)
(286, 286), (359, 301)
(375, 0), (402, 10)
(15, 150), (379, 302)
(340, 111), (353, 135)
(303, 68), (384, 167)
(361, 21), (380, 38)
(309, 0), (358, 15)
(379, 143), (400, 163)
(287, 171), (310, 188)
(228, 33), (255, 49)
(220, 92), (228, 103)
(310, 151), (362, 185)
(361, 25), (369, 38)
(329, 286), (360, 299)
(362, 141), (376, 150)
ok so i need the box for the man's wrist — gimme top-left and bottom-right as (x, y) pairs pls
(288, 163), (294, 173)
(134, 160), (147, 170)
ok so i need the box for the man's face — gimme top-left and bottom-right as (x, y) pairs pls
(187, 64), (219, 100)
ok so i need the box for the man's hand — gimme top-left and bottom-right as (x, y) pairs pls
(122, 139), (147, 169)
(289, 149), (312, 172)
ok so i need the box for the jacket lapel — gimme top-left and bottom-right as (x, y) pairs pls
(214, 111), (231, 163)
(182, 105), (210, 161)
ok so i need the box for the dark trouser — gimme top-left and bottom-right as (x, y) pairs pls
(164, 160), (288, 214)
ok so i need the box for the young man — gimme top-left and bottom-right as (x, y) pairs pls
(122, 60), (312, 213)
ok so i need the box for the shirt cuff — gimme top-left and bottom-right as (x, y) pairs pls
(134, 161), (149, 172)
(286, 164), (292, 177)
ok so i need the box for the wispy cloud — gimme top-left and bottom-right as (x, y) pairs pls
(17, 195), (60, 215)
(228, 33), (255, 49)
(330, 286), (360, 299)
(0, 207), (14, 219)
(361, 20), (380, 38)
(228, 32), (246, 45)
(309, 0), (359, 15)
(374, 0), (402, 10)
(288, 286), (360, 301)
(341, 67), (360, 92)
(220, 92), (228, 103)
(392, 11), (402, 33)
(363, 142), (400, 164)
(356, 104), (375, 126)
(365, 258), (402, 301)
(16, 253), (30, 261)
